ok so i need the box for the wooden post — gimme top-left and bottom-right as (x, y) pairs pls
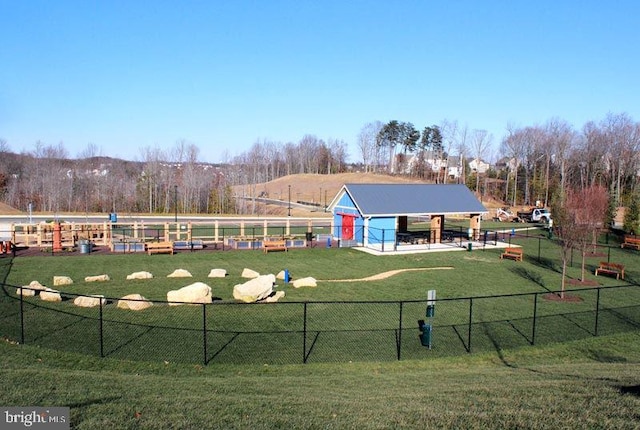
(430, 215), (443, 243)
(53, 222), (62, 252)
(470, 214), (480, 241)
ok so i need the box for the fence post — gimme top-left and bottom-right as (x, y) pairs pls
(203, 304), (208, 366)
(594, 288), (601, 337)
(538, 237), (542, 262)
(19, 290), (25, 345)
(99, 301), (104, 358)
(467, 298), (473, 353)
(397, 301), (403, 361)
(384, 229), (389, 252)
(303, 302), (308, 364)
(531, 293), (538, 345)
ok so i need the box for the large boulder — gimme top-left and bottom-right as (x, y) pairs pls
(292, 277), (317, 288)
(16, 287), (36, 297)
(74, 295), (106, 308)
(17, 281), (46, 296)
(126, 271), (153, 280)
(53, 276), (73, 286)
(208, 268), (227, 278)
(233, 274), (276, 303)
(40, 288), (62, 302)
(167, 282), (212, 306)
(167, 269), (193, 278)
(117, 294), (153, 311)
(29, 280), (46, 290)
(241, 268), (260, 279)
(261, 290), (285, 303)
(85, 274), (110, 282)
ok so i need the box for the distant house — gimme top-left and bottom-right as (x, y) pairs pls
(495, 157), (518, 172)
(404, 152), (464, 180)
(468, 158), (491, 174)
(327, 183), (488, 251)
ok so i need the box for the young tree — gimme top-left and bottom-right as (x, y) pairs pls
(553, 185), (609, 293)
(572, 186), (610, 282)
(551, 190), (578, 298)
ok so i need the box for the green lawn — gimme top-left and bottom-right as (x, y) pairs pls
(0, 333), (639, 429)
(1, 236), (639, 366)
(1, 234), (639, 428)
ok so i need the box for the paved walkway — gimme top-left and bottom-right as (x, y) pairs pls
(355, 240), (515, 256)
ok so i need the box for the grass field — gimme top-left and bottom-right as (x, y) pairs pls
(1, 333), (639, 429)
(1, 231), (639, 428)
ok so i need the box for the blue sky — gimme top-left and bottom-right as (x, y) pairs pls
(2, 1), (639, 163)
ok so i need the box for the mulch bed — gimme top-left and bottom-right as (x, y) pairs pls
(542, 293), (584, 302)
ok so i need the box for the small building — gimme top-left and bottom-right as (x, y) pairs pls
(327, 183), (488, 251)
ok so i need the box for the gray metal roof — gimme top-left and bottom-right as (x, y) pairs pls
(339, 183), (488, 216)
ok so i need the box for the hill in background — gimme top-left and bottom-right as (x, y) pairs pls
(0, 202), (21, 215)
(237, 173), (430, 216)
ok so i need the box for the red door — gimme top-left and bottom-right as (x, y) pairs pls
(341, 215), (355, 240)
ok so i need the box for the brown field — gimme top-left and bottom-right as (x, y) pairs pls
(239, 172), (431, 216)
(0, 202), (21, 215)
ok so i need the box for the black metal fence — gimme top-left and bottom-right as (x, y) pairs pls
(1, 283), (638, 365)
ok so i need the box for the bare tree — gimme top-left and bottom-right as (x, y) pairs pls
(454, 124), (469, 185)
(471, 129), (493, 193)
(439, 120), (459, 184)
(552, 191), (579, 298)
(570, 186), (610, 282)
(357, 121), (383, 172)
(545, 118), (576, 206)
(501, 125), (528, 206)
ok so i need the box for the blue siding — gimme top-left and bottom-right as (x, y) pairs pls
(368, 217), (396, 246)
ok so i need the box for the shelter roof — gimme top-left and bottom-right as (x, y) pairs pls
(331, 183), (488, 217)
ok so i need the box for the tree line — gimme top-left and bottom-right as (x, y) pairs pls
(1, 112), (639, 231)
(0, 135), (349, 216)
(360, 113), (640, 214)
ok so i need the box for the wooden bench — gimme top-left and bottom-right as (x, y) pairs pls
(263, 240), (288, 253)
(621, 236), (640, 250)
(500, 247), (523, 261)
(595, 261), (625, 279)
(146, 241), (174, 255)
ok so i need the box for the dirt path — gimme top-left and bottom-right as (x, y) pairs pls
(321, 267), (453, 282)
